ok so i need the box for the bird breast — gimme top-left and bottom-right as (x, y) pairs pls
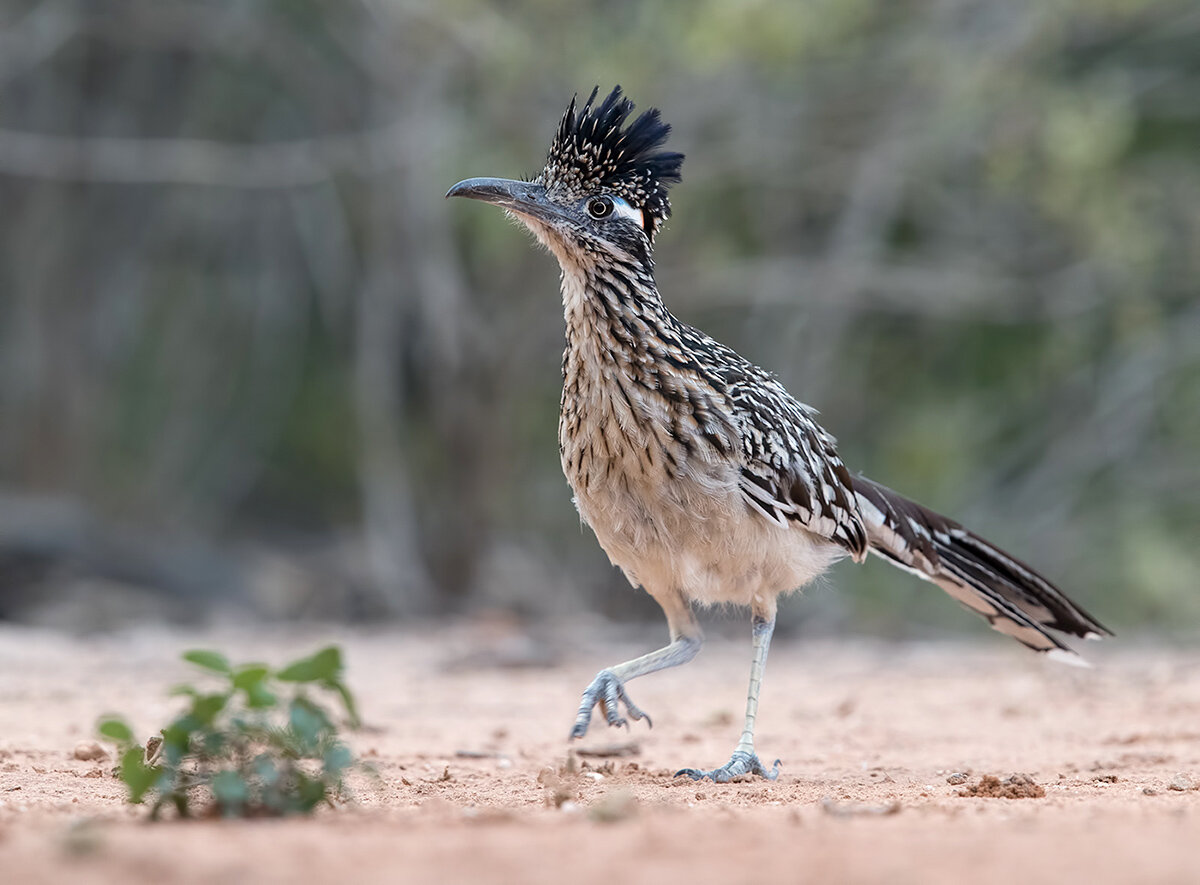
(558, 332), (841, 607)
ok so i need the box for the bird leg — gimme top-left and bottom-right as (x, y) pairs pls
(570, 633), (701, 739)
(570, 591), (701, 739)
(677, 614), (780, 782)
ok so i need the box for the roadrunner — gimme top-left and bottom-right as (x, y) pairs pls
(447, 87), (1110, 782)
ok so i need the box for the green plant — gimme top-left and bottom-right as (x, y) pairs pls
(98, 645), (363, 819)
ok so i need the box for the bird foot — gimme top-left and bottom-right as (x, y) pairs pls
(569, 669), (652, 740)
(675, 750), (780, 783)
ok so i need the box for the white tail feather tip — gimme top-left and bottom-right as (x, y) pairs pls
(1046, 648), (1092, 669)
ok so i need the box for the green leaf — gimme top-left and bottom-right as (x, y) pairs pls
(119, 746), (159, 804)
(211, 770), (250, 816)
(323, 743), (353, 777)
(253, 754), (280, 787)
(288, 698), (331, 751)
(97, 717), (134, 745)
(200, 729), (227, 758)
(182, 650), (231, 673)
(232, 665), (270, 690)
(325, 680), (361, 728)
(293, 771), (328, 812)
(188, 692), (229, 726)
(232, 665), (277, 708)
(243, 683), (278, 709)
(161, 722), (194, 763)
(277, 646), (342, 684)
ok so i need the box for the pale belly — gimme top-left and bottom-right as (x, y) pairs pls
(564, 445), (844, 609)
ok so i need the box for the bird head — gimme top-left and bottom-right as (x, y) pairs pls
(447, 87), (684, 266)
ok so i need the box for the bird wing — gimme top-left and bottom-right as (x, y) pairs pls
(731, 378), (868, 561)
(854, 475), (1111, 656)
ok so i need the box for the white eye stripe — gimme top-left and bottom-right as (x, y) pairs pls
(608, 196), (644, 228)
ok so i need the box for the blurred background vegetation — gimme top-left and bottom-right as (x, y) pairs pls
(0, 0), (1196, 641)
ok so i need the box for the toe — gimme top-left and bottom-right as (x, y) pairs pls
(572, 670), (653, 739)
(616, 685), (651, 726)
(673, 751), (781, 783)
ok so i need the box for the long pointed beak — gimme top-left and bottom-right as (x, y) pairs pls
(445, 177), (565, 225)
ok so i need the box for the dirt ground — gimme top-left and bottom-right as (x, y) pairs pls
(1, 619), (1199, 884)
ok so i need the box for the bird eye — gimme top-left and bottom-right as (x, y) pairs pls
(586, 196), (614, 219)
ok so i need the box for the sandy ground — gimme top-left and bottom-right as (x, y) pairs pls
(1, 619), (1199, 884)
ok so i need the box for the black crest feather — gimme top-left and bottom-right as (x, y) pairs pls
(538, 86), (684, 238)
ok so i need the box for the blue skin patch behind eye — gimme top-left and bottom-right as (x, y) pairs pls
(606, 196), (644, 228)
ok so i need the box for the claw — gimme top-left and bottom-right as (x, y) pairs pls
(675, 750), (780, 783)
(570, 669), (652, 740)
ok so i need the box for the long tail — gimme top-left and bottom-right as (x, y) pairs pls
(853, 476), (1110, 662)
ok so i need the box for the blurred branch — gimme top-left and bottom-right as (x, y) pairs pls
(353, 194), (437, 615)
(980, 305), (1200, 523)
(773, 105), (917, 401)
(683, 257), (1103, 322)
(0, 125), (407, 187)
(0, 491), (246, 607)
(0, 1), (80, 89)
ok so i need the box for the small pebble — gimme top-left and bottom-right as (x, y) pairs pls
(73, 742), (108, 762)
(588, 788), (638, 823)
(1168, 774), (1193, 792)
(946, 773), (969, 786)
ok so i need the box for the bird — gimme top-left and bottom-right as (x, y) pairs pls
(447, 86), (1110, 783)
